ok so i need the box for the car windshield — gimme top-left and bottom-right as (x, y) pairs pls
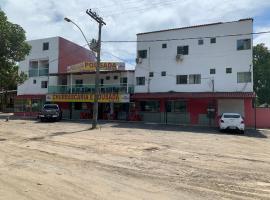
(43, 105), (58, 110)
(223, 114), (240, 118)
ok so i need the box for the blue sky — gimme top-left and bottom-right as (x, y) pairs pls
(1, 0), (270, 69)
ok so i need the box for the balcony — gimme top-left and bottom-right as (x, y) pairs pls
(29, 68), (49, 77)
(48, 84), (134, 94)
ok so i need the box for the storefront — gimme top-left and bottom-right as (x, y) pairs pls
(46, 93), (132, 120)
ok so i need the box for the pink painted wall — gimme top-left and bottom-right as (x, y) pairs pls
(255, 108), (270, 128)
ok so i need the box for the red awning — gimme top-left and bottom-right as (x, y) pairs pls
(15, 94), (46, 99)
(131, 92), (255, 99)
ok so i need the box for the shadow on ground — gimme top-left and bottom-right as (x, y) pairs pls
(109, 122), (268, 139)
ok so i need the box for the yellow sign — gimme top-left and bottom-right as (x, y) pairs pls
(46, 93), (130, 103)
(67, 62), (124, 73)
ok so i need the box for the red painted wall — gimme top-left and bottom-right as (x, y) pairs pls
(58, 37), (96, 73)
(255, 108), (270, 128)
(188, 98), (211, 124)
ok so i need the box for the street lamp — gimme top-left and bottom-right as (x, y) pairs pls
(64, 17), (99, 129)
(64, 17), (92, 51)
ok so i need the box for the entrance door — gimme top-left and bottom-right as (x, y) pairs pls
(165, 100), (190, 125)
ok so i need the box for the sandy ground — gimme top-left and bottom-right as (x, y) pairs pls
(0, 119), (270, 200)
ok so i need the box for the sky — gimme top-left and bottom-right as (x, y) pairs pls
(1, 0), (270, 69)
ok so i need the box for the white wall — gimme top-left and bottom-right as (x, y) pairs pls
(135, 19), (253, 93)
(18, 37), (59, 95)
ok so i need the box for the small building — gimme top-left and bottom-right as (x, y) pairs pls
(46, 61), (134, 120)
(133, 18), (255, 126)
(15, 36), (95, 116)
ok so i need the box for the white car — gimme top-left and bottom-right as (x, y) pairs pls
(219, 113), (245, 134)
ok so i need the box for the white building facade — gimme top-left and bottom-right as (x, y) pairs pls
(133, 19), (255, 126)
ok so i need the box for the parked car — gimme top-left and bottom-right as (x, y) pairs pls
(39, 104), (62, 122)
(219, 113), (245, 134)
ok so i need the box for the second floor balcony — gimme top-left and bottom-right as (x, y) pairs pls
(29, 68), (49, 77)
(48, 84), (134, 94)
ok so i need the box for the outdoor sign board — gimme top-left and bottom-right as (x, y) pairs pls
(67, 62), (125, 73)
(46, 93), (130, 103)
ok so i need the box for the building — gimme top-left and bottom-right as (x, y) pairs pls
(15, 36), (95, 116)
(46, 61), (134, 120)
(133, 19), (255, 126)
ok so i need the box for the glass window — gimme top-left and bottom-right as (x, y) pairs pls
(41, 81), (48, 88)
(210, 38), (216, 44)
(43, 42), (49, 50)
(74, 102), (82, 110)
(223, 114), (240, 118)
(226, 68), (232, 74)
(75, 79), (83, 87)
(149, 72), (154, 77)
(167, 101), (187, 113)
(198, 39), (204, 45)
(106, 76), (110, 80)
(237, 72), (251, 83)
(33, 79), (36, 84)
(161, 71), (166, 76)
(177, 46), (189, 55)
(210, 68), (216, 74)
(162, 43), (167, 48)
(176, 75), (188, 84)
(237, 39), (251, 50)
(189, 74), (201, 84)
(120, 77), (128, 86)
(136, 77), (145, 85)
(140, 101), (160, 112)
(138, 50), (147, 58)
(114, 76), (118, 80)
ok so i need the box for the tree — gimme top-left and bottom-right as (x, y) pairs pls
(0, 9), (31, 91)
(253, 43), (270, 105)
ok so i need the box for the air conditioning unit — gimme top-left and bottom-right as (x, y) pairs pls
(136, 58), (142, 64)
(176, 54), (184, 62)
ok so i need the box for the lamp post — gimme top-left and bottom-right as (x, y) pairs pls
(64, 17), (98, 128)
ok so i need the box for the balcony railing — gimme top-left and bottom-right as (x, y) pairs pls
(29, 68), (49, 77)
(48, 84), (134, 94)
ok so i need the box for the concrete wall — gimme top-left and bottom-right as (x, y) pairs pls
(135, 19), (253, 93)
(18, 37), (59, 95)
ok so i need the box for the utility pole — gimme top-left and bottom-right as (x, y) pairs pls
(86, 9), (106, 129)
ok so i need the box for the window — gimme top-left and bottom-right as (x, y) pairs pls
(75, 79), (83, 86)
(176, 75), (188, 84)
(210, 38), (216, 44)
(138, 50), (147, 58)
(136, 77), (145, 85)
(74, 102), (82, 110)
(41, 81), (48, 88)
(43, 42), (49, 50)
(226, 68), (232, 74)
(237, 72), (251, 83)
(162, 43), (167, 48)
(210, 68), (216, 74)
(161, 71), (166, 76)
(120, 77), (127, 85)
(140, 101), (160, 112)
(166, 101), (187, 113)
(177, 45), (189, 55)
(33, 79), (36, 84)
(237, 39), (251, 50)
(106, 76), (110, 80)
(189, 74), (201, 84)
(114, 76), (118, 80)
(149, 72), (154, 77)
(198, 39), (204, 45)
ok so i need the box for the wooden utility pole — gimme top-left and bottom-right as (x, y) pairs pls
(86, 9), (106, 129)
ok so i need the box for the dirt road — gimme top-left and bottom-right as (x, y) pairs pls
(0, 119), (270, 200)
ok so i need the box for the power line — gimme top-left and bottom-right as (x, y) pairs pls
(101, 30), (270, 43)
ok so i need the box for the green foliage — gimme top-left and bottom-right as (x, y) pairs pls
(253, 44), (270, 105)
(0, 9), (31, 90)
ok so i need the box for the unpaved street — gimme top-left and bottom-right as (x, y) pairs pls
(0, 119), (270, 200)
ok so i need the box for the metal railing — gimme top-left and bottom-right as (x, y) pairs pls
(48, 84), (134, 94)
(29, 68), (49, 77)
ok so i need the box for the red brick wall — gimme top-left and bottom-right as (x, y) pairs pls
(58, 37), (96, 73)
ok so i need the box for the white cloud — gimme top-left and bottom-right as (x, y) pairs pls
(1, 0), (270, 69)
